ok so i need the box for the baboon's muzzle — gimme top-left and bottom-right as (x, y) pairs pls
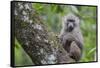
(67, 23), (74, 32)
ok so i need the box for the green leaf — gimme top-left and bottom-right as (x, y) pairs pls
(88, 47), (96, 56)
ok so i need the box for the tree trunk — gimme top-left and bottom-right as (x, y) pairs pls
(11, 1), (75, 65)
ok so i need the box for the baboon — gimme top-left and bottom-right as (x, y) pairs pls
(59, 13), (84, 61)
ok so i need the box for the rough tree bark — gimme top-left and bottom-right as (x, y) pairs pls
(12, 1), (75, 65)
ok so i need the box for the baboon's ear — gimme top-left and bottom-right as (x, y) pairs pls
(75, 14), (81, 24)
(77, 16), (80, 24)
(61, 16), (67, 26)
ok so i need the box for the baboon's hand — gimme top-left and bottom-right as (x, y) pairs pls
(69, 41), (82, 61)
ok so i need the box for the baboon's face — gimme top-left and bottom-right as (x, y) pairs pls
(63, 14), (80, 32)
(66, 19), (75, 32)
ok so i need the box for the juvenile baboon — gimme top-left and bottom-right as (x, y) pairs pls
(59, 13), (84, 61)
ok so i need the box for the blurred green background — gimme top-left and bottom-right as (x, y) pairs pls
(15, 3), (97, 66)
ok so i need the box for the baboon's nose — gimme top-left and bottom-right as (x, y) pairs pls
(68, 23), (74, 32)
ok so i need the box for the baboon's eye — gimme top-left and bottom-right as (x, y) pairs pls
(67, 19), (75, 22)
